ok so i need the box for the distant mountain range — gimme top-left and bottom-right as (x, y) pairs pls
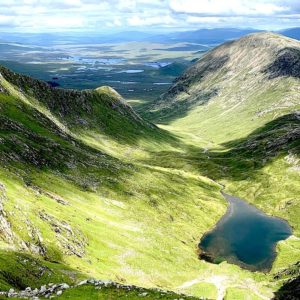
(279, 27), (300, 40)
(0, 27), (299, 46)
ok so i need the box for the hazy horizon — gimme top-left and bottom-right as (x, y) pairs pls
(0, 0), (300, 33)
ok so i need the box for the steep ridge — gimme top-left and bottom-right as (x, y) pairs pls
(147, 32), (300, 144)
(0, 65), (155, 144)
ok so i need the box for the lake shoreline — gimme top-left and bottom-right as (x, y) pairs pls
(198, 191), (292, 273)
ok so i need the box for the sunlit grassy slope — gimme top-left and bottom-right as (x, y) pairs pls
(144, 32), (300, 298)
(0, 65), (229, 299)
(0, 32), (299, 300)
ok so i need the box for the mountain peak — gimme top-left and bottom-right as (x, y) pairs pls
(95, 86), (123, 99)
(148, 31), (300, 125)
(230, 31), (300, 49)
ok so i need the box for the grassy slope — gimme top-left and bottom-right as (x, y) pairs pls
(0, 33), (299, 300)
(141, 33), (300, 298)
(0, 67), (232, 299)
(147, 33), (300, 235)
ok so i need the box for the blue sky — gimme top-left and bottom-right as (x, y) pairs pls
(0, 0), (300, 32)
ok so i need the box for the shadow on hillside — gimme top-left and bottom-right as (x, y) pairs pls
(0, 90), (184, 198)
(273, 275), (300, 300)
(144, 88), (219, 125)
(141, 54), (229, 124)
(0, 249), (81, 290)
(264, 47), (300, 79)
(140, 113), (300, 182)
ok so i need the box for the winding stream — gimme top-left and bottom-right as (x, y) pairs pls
(199, 193), (292, 272)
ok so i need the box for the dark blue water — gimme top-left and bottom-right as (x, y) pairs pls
(199, 193), (292, 271)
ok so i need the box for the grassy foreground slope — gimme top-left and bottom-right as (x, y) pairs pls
(144, 32), (300, 297)
(0, 65), (230, 299)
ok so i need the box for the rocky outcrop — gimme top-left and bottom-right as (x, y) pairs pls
(1, 279), (198, 299)
(232, 113), (300, 158)
(24, 218), (47, 257)
(2, 282), (70, 299)
(265, 47), (300, 79)
(0, 183), (49, 256)
(39, 211), (87, 258)
(0, 183), (14, 243)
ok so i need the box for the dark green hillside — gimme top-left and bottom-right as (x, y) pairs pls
(0, 66), (161, 145)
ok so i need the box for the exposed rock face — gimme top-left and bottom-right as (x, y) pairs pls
(0, 115), (73, 168)
(0, 183), (14, 243)
(39, 211), (87, 257)
(265, 47), (300, 79)
(0, 183), (47, 256)
(24, 218), (47, 257)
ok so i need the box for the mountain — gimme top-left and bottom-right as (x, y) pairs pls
(0, 28), (298, 48)
(161, 28), (262, 44)
(143, 32), (300, 298)
(148, 32), (300, 132)
(0, 65), (152, 142)
(0, 28), (262, 46)
(114, 28), (261, 44)
(146, 31), (300, 213)
(281, 27), (300, 41)
(0, 32), (299, 300)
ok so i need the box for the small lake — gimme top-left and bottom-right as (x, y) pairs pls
(199, 193), (292, 272)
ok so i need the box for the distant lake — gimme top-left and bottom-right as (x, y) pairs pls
(199, 193), (292, 272)
(117, 69), (144, 74)
(67, 56), (124, 65)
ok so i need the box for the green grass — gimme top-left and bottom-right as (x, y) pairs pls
(0, 33), (299, 299)
(0, 73), (229, 298)
(224, 287), (264, 300)
(54, 285), (199, 300)
(0, 250), (80, 291)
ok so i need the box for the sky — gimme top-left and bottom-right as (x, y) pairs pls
(0, 0), (300, 33)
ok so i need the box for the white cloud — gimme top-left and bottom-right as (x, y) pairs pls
(0, 15), (17, 26)
(41, 16), (84, 28)
(170, 0), (288, 16)
(127, 15), (176, 26)
(186, 16), (222, 24)
(106, 17), (123, 27)
(0, 0), (299, 31)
